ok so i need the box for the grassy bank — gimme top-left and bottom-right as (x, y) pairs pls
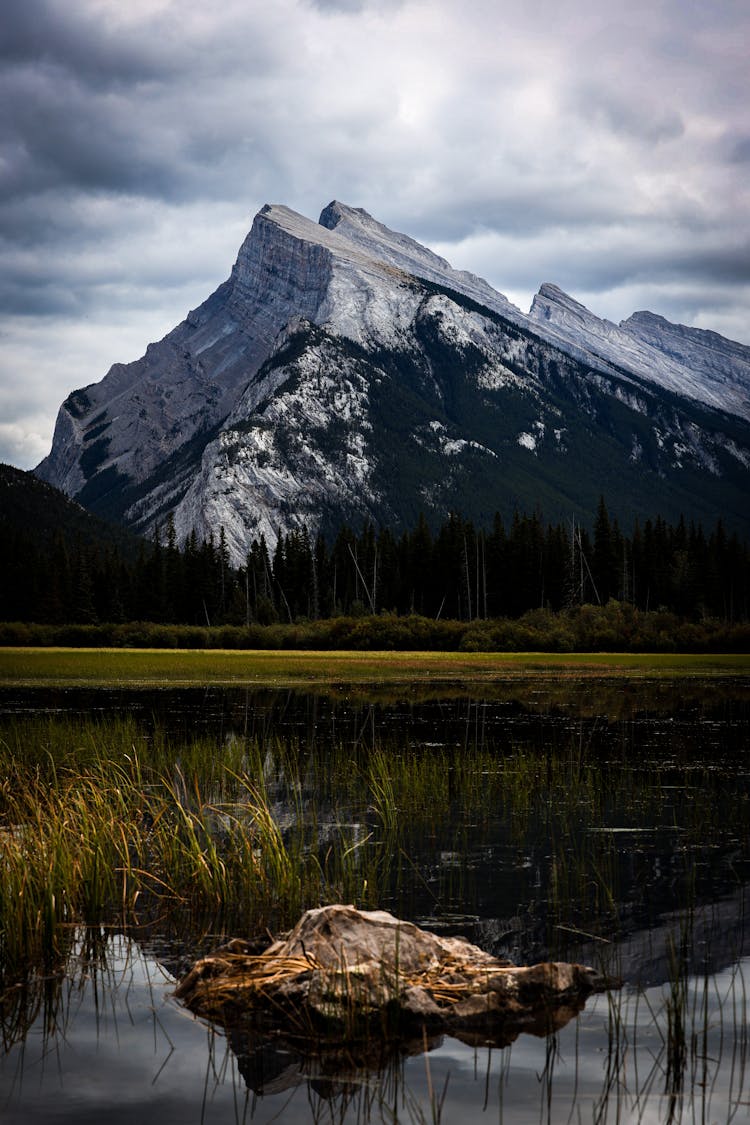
(1, 647), (749, 686)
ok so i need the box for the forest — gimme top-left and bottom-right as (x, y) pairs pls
(1, 495), (748, 642)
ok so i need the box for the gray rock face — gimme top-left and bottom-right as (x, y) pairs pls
(530, 283), (750, 421)
(36, 205), (340, 515)
(36, 202), (750, 564)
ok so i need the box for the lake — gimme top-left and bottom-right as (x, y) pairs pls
(1, 673), (748, 1122)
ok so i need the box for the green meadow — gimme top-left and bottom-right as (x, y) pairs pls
(1, 646), (748, 686)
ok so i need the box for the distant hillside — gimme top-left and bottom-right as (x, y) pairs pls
(0, 462), (229, 626)
(0, 463), (145, 560)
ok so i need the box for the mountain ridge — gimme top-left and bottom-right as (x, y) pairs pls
(529, 282), (750, 420)
(35, 201), (750, 565)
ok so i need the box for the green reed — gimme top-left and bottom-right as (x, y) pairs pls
(1, 711), (746, 985)
(0, 718), (312, 976)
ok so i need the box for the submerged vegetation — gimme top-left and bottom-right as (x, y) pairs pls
(0, 718), (308, 975)
(1, 704), (747, 989)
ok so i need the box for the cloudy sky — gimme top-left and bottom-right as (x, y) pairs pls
(2, 0), (748, 469)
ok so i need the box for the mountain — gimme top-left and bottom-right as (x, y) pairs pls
(0, 462), (144, 559)
(529, 283), (750, 421)
(36, 202), (750, 565)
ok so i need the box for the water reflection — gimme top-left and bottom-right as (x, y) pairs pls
(1, 929), (748, 1124)
(2, 674), (748, 743)
(1, 677), (749, 1121)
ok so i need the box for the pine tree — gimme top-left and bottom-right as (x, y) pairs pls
(592, 496), (618, 604)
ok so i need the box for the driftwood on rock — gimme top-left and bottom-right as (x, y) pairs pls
(176, 905), (615, 1048)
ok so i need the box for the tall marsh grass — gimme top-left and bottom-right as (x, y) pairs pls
(1, 710), (746, 986)
(0, 717), (317, 976)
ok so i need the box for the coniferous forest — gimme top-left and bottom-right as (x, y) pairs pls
(2, 461), (749, 650)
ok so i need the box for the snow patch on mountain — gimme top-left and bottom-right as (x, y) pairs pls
(416, 420), (497, 459)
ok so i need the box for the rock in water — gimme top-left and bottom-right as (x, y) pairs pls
(175, 905), (616, 1046)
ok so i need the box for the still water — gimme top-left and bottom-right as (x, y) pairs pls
(1, 676), (749, 1123)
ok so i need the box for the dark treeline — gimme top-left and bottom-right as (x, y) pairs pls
(259, 502), (749, 624)
(1, 498), (748, 628)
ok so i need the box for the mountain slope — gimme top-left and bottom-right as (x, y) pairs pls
(35, 202), (750, 565)
(529, 283), (750, 421)
(0, 462), (145, 559)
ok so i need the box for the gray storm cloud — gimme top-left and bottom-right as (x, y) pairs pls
(0, 0), (748, 467)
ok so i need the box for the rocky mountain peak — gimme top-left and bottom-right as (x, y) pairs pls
(35, 200), (750, 564)
(623, 309), (750, 358)
(319, 199), (452, 274)
(318, 199), (369, 229)
(529, 281), (750, 420)
(232, 201), (417, 302)
(316, 200), (522, 323)
(530, 283), (615, 330)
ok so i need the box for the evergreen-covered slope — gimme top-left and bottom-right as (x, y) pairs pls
(0, 462), (147, 622)
(0, 463), (143, 559)
(36, 202), (750, 565)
